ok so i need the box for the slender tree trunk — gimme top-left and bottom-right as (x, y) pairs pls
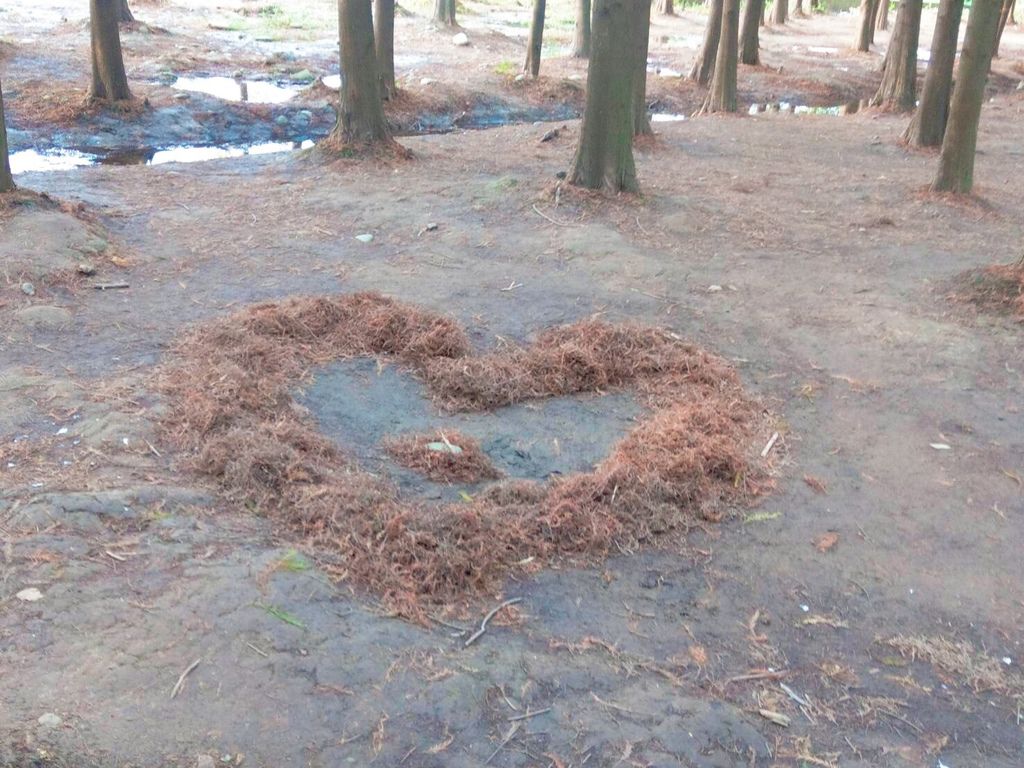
(933, 0), (1001, 192)
(433, 0), (456, 26)
(994, 0), (1014, 55)
(524, 0), (546, 76)
(657, 0), (675, 13)
(903, 0), (963, 146)
(331, 0), (391, 145)
(571, 0), (592, 57)
(119, 0), (134, 23)
(760, 1), (766, 24)
(876, 0), (889, 29)
(374, 0), (396, 99)
(740, 0), (764, 64)
(634, 0), (653, 134)
(0, 80), (14, 194)
(567, 0), (639, 193)
(794, 0), (804, 16)
(89, 0), (132, 101)
(702, 0), (740, 111)
(772, 0), (787, 25)
(855, 0), (879, 50)
(691, 0), (724, 84)
(869, 0), (923, 110)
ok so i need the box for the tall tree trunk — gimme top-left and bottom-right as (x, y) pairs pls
(932, 0), (1001, 192)
(657, 0), (675, 13)
(119, 0), (134, 23)
(374, 0), (396, 99)
(0, 80), (14, 194)
(903, 0), (963, 146)
(567, 0), (639, 193)
(89, 0), (132, 101)
(433, 0), (456, 26)
(634, 0), (653, 134)
(702, 0), (740, 112)
(994, 0), (1014, 55)
(740, 0), (764, 64)
(331, 0), (391, 145)
(690, 0), (724, 84)
(571, 0), (592, 57)
(772, 0), (787, 25)
(855, 0), (879, 50)
(869, 0), (923, 110)
(876, 0), (889, 29)
(524, 0), (546, 76)
(794, 0), (804, 16)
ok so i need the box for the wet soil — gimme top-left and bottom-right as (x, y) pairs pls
(3, 2), (1024, 768)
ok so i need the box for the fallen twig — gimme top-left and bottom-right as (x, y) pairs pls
(532, 203), (575, 227)
(760, 432), (780, 458)
(465, 597), (522, 647)
(92, 282), (130, 290)
(725, 669), (788, 686)
(508, 707), (551, 722)
(170, 658), (201, 699)
(484, 721), (520, 764)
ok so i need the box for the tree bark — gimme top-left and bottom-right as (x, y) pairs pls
(869, 0), (923, 110)
(657, 0), (675, 13)
(933, 0), (1001, 192)
(903, 0), (963, 146)
(524, 0), (546, 77)
(571, 0), (592, 57)
(0, 80), (14, 194)
(331, 0), (391, 145)
(633, 0), (653, 134)
(794, 0), (804, 16)
(433, 0), (456, 26)
(119, 0), (134, 23)
(89, 0), (132, 101)
(876, 0), (889, 30)
(690, 0), (724, 85)
(855, 0), (879, 50)
(374, 0), (396, 99)
(740, 0), (764, 64)
(772, 0), (787, 25)
(702, 0), (740, 112)
(994, 0), (1014, 56)
(567, 0), (639, 193)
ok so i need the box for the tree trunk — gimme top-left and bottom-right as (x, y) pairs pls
(760, 1), (766, 24)
(89, 0), (132, 101)
(657, 0), (675, 13)
(855, 0), (879, 50)
(0, 80), (14, 194)
(119, 0), (134, 23)
(634, 0), (653, 134)
(374, 0), (396, 99)
(567, 0), (639, 193)
(903, 0), (963, 146)
(690, 0), (724, 85)
(740, 0), (764, 64)
(876, 0), (889, 29)
(702, 0), (740, 112)
(331, 0), (391, 145)
(869, 0), (923, 110)
(794, 0), (804, 15)
(994, 0), (1014, 56)
(571, 0), (592, 57)
(524, 0), (546, 77)
(772, 0), (786, 25)
(932, 0), (1001, 192)
(433, 0), (456, 26)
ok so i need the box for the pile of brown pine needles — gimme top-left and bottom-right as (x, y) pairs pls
(158, 292), (770, 620)
(953, 261), (1024, 318)
(384, 431), (502, 484)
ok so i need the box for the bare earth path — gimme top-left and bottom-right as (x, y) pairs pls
(2, 4), (1024, 768)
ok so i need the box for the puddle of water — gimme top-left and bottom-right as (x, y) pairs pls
(299, 359), (643, 501)
(651, 113), (686, 123)
(807, 45), (840, 54)
(171, 75), (300, 104)
(9, 149), (95, 175)
(12, 140), (316, 174)
(750, 100), (860, 117)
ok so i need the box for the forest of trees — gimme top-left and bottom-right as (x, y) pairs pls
(0, 0), (1011, 195)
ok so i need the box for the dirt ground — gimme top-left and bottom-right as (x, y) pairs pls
(2, 1), (1024, 767)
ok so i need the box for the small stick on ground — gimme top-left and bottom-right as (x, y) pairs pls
(169, 658), (202, 699)
(92, 282), (130, 290)
(725, 668), (788, 685)
(508, 706), (552, 722)
(532, 203), (576, 227)
(760, 432), (780, 458)
(464, 597), (523, 648)
(484, 721), (521, 765)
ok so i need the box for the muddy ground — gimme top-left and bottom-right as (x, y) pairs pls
(2, 1), (1024, 767)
